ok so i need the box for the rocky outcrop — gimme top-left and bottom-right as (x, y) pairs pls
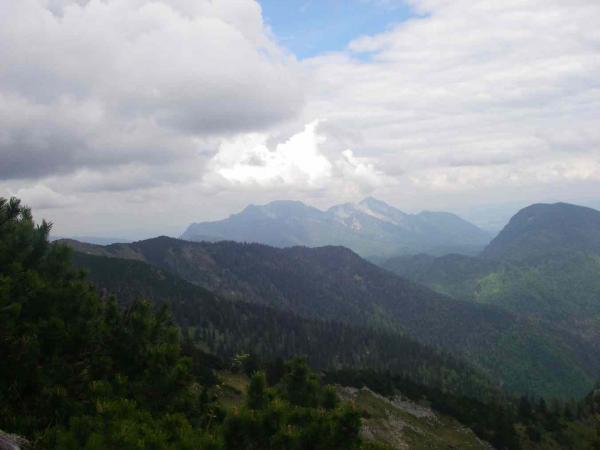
(0, 431), (29, 450)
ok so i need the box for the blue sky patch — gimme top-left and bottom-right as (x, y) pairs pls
(258, 0), (415, 59)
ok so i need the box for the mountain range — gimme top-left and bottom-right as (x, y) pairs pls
(180, 197), (492, 259)
(10, 195), (600, 449)
(63, 230), (600, 398)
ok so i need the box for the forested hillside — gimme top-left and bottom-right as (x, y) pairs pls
(64, 236), (600, 398)
(384, 203), (600, 347)
(72, 251), (494, 400)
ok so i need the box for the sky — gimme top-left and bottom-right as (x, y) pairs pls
(1, 0), (599, 238)
(259, 0), (415, 58)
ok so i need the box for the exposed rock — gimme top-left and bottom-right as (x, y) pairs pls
(336, 386), (494, 450)
(0, 431), (30, 450)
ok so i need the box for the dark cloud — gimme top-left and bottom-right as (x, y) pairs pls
(0, 0), (303, 181)
(0, 128), (82, 179)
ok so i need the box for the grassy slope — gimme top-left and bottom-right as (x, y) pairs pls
(337, 386), (493, 450)
(216, 372), (493, 450)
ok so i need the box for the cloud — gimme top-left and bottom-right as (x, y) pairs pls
(2, 0), (600, 237)
(203, 121), (391, 193)
(306, 0), (600, 194)
(204, 121), (331, 188)
(336, 149), (393, 191)
(0, 0), (303, 180)
(11, 184), (78, 210)
(410, 156), (600, 193)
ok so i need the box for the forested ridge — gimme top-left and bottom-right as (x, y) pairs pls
(63, 235), (600, 398)
(71, 251), (496, 401)
(481, 203), (600, 263)
(383, 203), (600, 398)
(387, 203), (600, 334)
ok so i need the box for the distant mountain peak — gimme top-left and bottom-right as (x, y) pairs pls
(181, 198), (490, 258)
(359, 196), (391, 209)
(233, 200), (321, 220)
(327, 197), (407, 227)
(357, 197), (406, 223)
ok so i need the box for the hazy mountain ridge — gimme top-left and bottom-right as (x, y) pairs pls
(50, 235), (133, 245)
(62, 235), (600, 398)
(180, 197), (491, 258)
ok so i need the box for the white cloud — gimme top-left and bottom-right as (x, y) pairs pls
(409, 156), (600, 193)
(11, 184), (78, 210)
(2, 0), (600, 237)
(336, 149), (392, 191)
(0, 0), (303, 179)
(205, 121), (332, 188)
(203, 121), (391, 194)
(306, 0), (600, 196)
